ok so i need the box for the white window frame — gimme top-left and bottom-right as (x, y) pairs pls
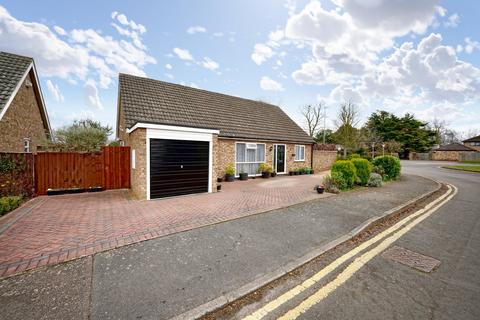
(23, 138), (30, 153)
(294, 145), (305, 162)
(234, 142), (266, 177)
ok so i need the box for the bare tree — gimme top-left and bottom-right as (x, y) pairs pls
(333, 101), (360, 157)
(300, 103), (324, 137)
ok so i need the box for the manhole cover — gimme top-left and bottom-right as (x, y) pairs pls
(381, 246), (440, 273)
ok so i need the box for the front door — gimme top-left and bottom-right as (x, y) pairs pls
(274, 144), (286, 174)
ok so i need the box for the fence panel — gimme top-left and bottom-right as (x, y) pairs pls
(35, 146), (130, 195)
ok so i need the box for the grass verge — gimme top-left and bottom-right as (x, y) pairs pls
(444, 165), (480, 173)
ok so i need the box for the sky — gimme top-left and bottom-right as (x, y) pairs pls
(0, 0), (479, 136)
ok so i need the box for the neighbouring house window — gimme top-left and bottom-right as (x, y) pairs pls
(294, 145), (305, 161)
(23, 138), (30, 153)
(131, 149), (136, 169)
(235, 143), (266, 176)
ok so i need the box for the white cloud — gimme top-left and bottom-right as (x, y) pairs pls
(53, 25), (66, 35)
(46, 80), (64, 102)
(260, 76), (284, 91)
(187, 25), (207, 34)
(84, 79), (102, 109)
(0, 6), (155, 94)
(201, 57), (219, 71)
(213, 32), (224, 37)
(165, 63), (172, 70)
(113, 12), (146, 34)
(251, 43), (274, 65)
(444, 13), (460, 28)
(173, 47), (194, 61)
(464, 37), (480, 54)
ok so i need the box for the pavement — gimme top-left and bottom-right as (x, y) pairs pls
(0, 173), (330, 278)
(230, 161), (480, 320)
(0, 172), (437, 320)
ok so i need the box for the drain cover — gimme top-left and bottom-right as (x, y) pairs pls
(381, 246), (440, 273)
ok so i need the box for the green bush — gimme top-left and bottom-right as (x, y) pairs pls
(322, 171), (348, 193)
(372, 155), (401, 180)
(225, 163), (235, 175)
(367, 173), (383, 187)
(0, 196), (23, 216)
(331, 160), (356, 189)
(347, 153), (362, 160)
(351, 158), (372, 185)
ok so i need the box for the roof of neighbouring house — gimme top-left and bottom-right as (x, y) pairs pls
(0, 51), (50, 133)
(0, 51), (33, 114)
(435, 143), (476, 152)
(463, 134), (480, 143)
(118, 73), (314, 144)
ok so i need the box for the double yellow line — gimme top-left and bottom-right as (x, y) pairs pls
(243, 184), (457, 320)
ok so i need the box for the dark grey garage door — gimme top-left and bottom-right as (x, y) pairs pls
(149, 139), (209, 199)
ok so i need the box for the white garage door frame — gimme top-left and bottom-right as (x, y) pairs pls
(127, 123), (219, 200)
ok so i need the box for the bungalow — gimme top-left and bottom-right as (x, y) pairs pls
(0, 52), (51, 153)
(117, 74), (314, 199)
(463, 134), (480, 152)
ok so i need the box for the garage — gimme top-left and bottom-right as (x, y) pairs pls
(149, 138), (210, 199)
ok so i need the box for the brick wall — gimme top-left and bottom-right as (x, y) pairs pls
(312, 150), (337, 172)
(216, 138), (313, 178)
(431, 150), (475, 161)
(0, 72), (48, 153)
(464, 142), (480, 152)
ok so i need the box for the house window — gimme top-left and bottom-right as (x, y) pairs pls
(131, 149), (136, 169)
(235, 143), (266, 176)
(294, 145), (305, 161)
(23, 138), (30, 153)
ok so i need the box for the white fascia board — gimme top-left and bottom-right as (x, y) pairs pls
(127, 122), (219, 135)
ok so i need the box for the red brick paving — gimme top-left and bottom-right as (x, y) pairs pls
(0, 174), (328, 278)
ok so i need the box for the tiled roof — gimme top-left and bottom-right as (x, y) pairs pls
(435, 143), (476, 152)
(119, 74), (314, 144)
(463, 134), (480, 143)
(0, 52), (33, 114)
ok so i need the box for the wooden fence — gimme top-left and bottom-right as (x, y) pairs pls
(35, 146), (130, 195)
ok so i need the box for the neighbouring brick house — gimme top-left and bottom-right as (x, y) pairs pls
(431, 143), (476, 161)
(463, 135), (480, 152)
(117, 74), (315, 200)
(0, 52), (51, 153)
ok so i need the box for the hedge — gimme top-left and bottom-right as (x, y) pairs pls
(351, 158), (372, 185)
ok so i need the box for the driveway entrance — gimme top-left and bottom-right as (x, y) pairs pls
(0, 173), (328, 277)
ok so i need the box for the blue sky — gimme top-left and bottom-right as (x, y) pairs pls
(1, 0), (479, 136)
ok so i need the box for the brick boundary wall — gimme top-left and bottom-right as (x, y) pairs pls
(431, 150), (476, 161)
(312, 144), (337, 172)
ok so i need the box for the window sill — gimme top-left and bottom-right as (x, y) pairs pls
(294, 160), (305, 162)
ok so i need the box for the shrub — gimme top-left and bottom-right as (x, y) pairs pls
(372, 165), (385, 177)
(0, 196), (23, 216)
(331, 160), (356, 189)
(258, 163), (272, 173)
(347, 153), (362, 160)
(366, 173), (383, 187)
(372, 155), (401, 180)
(225, 163), (235, 175)
(322, 172), (347, 193)
(351, 158), (372, 185)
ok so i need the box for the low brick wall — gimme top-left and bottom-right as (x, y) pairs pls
(0, 152), (35, 197)
(312, 149), (337, 172)
(409, 152), (431, 160)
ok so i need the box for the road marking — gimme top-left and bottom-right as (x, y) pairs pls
(241, 185), (455, 320)
(278, 184), (457, 320)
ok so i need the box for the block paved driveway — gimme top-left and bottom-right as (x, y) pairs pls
(0, 173), (329, 278)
